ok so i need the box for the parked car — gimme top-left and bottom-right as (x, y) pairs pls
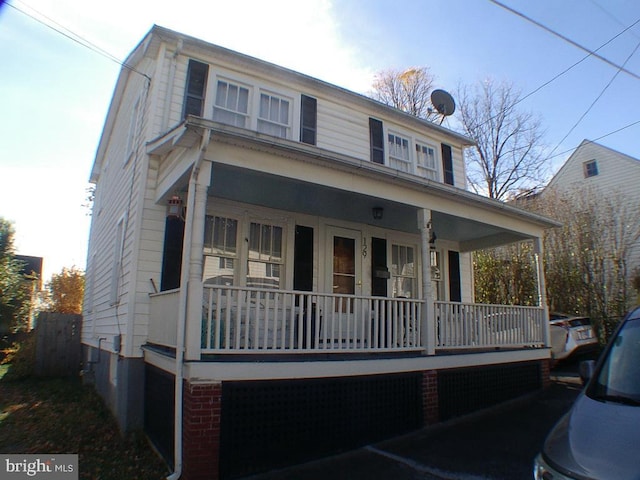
(549, 313), (598, 363)
(534, 306), (640, 479)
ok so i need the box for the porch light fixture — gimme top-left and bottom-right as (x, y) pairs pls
(429, 231), (437, 245)
(372, 207), (384, 220)
(167, 195), (183, 219)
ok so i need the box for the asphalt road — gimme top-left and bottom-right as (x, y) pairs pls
(242, 367), (583, 480)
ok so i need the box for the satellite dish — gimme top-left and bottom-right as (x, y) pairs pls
(430, 89), (456, 118)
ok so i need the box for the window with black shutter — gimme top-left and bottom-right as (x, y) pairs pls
(369, 118), (384, 164)
(441, 143), (454, 185)
(300, 95), (317, 145)
(182, 59), (209, 118)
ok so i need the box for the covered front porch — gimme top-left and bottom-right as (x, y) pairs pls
(145, 122), (554, 363)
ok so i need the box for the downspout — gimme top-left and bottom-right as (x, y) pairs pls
(167, 128), (211, 480)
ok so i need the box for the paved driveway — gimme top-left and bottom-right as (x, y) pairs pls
(242, 369), (582, 480)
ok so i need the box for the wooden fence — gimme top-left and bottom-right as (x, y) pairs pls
(35, 312), (82, 377)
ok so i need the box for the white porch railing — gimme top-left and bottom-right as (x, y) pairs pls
(201, 285), (423, 353)
(148, 288), (546, 354)
(434, 301), (545, 350)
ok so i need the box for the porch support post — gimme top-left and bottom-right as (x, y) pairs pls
(533, 237), (550, 348)
(418, 208), (436, 355)
(184, 160), (212, 361)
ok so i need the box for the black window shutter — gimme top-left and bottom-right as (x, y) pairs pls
(441, 143), (454, 185)
(300, 95), (317, 145)
(160, 216), (185, 291)
(448, 250), (461, 302)
(369, 118), (384, 164)
(183, 60), (209, 118)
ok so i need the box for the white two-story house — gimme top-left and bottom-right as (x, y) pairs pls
(83, 26), (559, 480)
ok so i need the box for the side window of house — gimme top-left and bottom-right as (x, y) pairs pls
(125, 96), (143, 165)
(391, 244), (416, 298)
(441, 143), (454, 186)
(388, 133), (411, 173)
(415, 142), (438, 180)
(369, 118), (385, 164)
(203, 216), (238, 286)
(213, 80), (250, 128)
(247, 222), (283, 289)
(300, 94), (317, 145)
(258, 92), (291, 138)
(110, 215), (126, 305)
(183, 59), (209, 118)
(583, 159), (599, 178)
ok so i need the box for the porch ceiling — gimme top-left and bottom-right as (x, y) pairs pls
(209, 164), (532, 250)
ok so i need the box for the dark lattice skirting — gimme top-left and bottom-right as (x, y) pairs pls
(437, 361), (542, 421)
(220, 373), (422, 479)
(144, 364), (175, 467)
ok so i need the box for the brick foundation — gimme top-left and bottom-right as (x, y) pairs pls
(182, 381), (222, 480)
(540, 358), (552, 389)
(422, 370), (439, 425)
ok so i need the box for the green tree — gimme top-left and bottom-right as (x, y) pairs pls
(46, 267), (85, 314)
(0, 218), (31, 333)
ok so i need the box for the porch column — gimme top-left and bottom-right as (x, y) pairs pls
(184, 161), (212, 361)
(533, 237), (550, 348)
(418, 209), (436, 355)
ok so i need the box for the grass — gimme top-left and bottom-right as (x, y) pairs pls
(0, 364), (170, 480)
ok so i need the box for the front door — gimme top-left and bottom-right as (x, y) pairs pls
(327, 227), (362, 306)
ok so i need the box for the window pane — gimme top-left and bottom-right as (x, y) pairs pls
(215, 81), (227, 107)
(238, 87), (248, 113)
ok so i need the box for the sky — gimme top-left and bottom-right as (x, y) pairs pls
(1, 0), (639, 282)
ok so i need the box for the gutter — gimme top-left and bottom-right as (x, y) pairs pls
(167, 128), (211, 480)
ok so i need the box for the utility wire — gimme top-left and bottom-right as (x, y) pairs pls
(489, 0), (640, 81)
(548, 37), (640, 158)
(7, 0), (151, 82)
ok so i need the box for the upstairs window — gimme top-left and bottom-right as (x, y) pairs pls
(183, 60), (209, 118)
(300, 94), (317, 145)
(369, 118), (384, 164)
(584, 159), (599, 178)
(441, 143), (454, 185)
(213, 80), (249, 128)
(258, 92), (290, 138)
(415, 142), (438, 180)
(388, 133), (411, 173)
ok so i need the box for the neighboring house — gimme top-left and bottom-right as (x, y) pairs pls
(544, 140), (640, 286)
(83, 26), (559, 480)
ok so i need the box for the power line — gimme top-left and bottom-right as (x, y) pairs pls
(7, 0), (150, 82)
(489, 0), (640, 82)
(548, 37), (640, 158)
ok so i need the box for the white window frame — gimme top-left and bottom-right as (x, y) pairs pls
(388, 132), (412, 173)
(125, 96), (143, 165)
(415, 141), (439, 180)
(247, 220), (285, 289)
(257, 91), (291, 139)
(212, 78), (250, 128)
(391, 242), (417, 299)
(110, 213), (127, 306)
(203, 215), (240, 287)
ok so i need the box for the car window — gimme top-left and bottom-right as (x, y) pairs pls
(590, 317), (640, 405)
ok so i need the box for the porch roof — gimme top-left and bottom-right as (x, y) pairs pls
(148, 118), (561, 251)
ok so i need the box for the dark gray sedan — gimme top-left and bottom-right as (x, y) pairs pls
(534, 306), (640, 479)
